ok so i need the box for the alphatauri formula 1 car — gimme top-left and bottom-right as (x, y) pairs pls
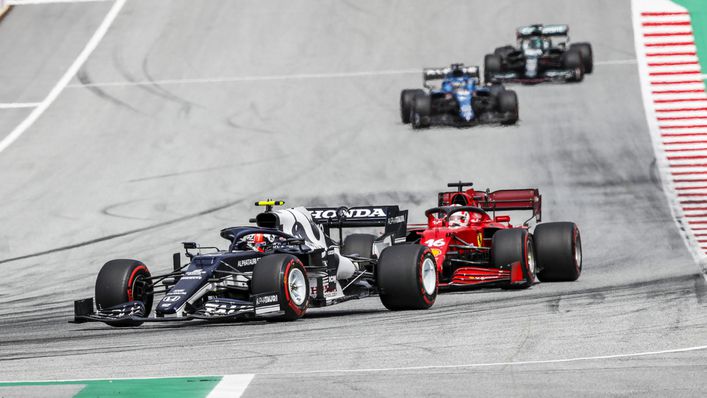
(484, 24), (593, 84)
(400, 63), (518, 129)
(407, 182), (582, 288)
(73, 201), (437, 326)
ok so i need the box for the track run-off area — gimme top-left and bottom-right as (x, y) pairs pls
(1, 0), (707, 396)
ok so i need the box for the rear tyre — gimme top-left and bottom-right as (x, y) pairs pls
(411, 93), (431, 129)
(252, 254), (309, 321)
(95, 259), (153, 327)
(570, 42), (593, 73)
(563, 50), (584, 82)
(535, 222), (582, 282)
(377, 244), (437, 310)
(484, 54), (502, 84)
(342, 233), (376, 258)
(498, 90), (519, 125)
(491, 229), (535, 289)
(400, 89), (424, 124)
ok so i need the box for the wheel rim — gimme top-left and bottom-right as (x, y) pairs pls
(288, 268), (307, 306)
(421, 257), (436, 295)
(526, 239), (536, 277)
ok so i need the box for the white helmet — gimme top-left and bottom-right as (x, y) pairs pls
(448, 204), (470, 228)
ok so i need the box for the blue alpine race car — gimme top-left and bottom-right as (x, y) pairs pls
(400, 64), (518, 129)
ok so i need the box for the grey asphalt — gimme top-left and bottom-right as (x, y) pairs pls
(0, 0), (706, 396)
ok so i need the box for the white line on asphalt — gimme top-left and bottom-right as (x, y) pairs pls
(64, 60), (639, 89)
(7, 0), (112, 4)
(206, 374), (255, 398)
(267, 344), (707, 375)
(0, 0), (124, 154)
(0, 102), (40, 109)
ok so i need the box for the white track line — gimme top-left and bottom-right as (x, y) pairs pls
(0, 102), (40, 109)
(64, 60), (638, 89)
(0, 0), (124, 154)
(206, 374), (254, 398)
(7, 0), (112, 5)
(267, 344), (707, 375)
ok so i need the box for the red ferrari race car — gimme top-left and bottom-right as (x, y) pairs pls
(408, 182), (581, 288)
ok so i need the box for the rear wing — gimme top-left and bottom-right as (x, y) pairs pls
(423, 66), (479, 88)
(309, 205), (408, 239)
(516, 24), (569, 38)
(438, 189), (542, 223)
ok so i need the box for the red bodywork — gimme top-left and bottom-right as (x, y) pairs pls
(411, 184), (541, 287)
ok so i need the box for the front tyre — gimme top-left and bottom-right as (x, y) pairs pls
(570, 42), (593, 73)
(484, 54), (503, 84)
(563, 50), (584, 82)
(535, 222), (582, 282)
(95, 259), (153, 326)
(252, 254), (309, 321)
(400, 89), (424, 124)
(497, 90), (519, 125)
(411, 93), (431, 129)
(377, 244), (437, 310)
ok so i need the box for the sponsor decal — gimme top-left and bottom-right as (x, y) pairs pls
(237, 257), (259, 267)
(162, 296), (180, 302)
(310, 208), (386, 220)
(255, 294), (278, 306)
(387, 215), (405, 224)
(185, 270), (202, 276)
(169, 289), (187, 295)
(431, 248), (442, 257)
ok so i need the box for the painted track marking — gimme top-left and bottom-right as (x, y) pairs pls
(0, 102), (40, 109)
(63, 60), (637, 88)
(206, 374), (255, 398)
(265, 344), (707, 375)
(0, 0), (125, 154)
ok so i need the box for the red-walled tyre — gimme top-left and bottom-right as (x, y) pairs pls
(535, 222), (582, 282)
(95, 259), (153, 327)
(252, 254), (309, 321)
(492, 228), (536, 289)
(377, 244), (437, 310)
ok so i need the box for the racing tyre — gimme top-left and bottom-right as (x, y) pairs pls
(95, 259), (153, 327)
(563, 50), (584, 82)
(491, 229), (535, 289)
(570, 42), (593, 73)
(377, 244), (437, 310)
(484, 54), (502, 84)
(535, 222), (582, 282)
(498, 90), (519, 125)
(342, 233), (376, 258)
(252, 254), (309, 321)
(411, 93), (431, 129)
(494, 45), (515, 58)
(400, 89), (424, 124)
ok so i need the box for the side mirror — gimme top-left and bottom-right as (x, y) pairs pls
(182, 242), (197, 250)
(172, 252), (181, 272)
(495, 215), (511, 223)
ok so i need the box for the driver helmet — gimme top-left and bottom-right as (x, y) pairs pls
(448, 204), (470, 228)
(528, 37), (546, 50)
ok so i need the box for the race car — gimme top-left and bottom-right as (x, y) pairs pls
(407, 182), (582, 288)
(484, 24), (593, 84)
(400, 63), (518, 129)
(72, 201), (437, 327)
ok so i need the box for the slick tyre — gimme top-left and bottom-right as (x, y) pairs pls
(563, 50), (584, 82)
(400, 89), (424, 124)
(342, 233), (376, 258)
(535, 222), (582, 282)
(484, 54), (502, 84)
(411, 93), (431, 129)
(494, 45), (515, 58)
(498, 90), (519, 125)
(492, 229), (536, 289)
(570, 42), (593, 73)
(377, 244), (437, 310)
(252, 254), (309, 321)
(95, 259), (153, 326)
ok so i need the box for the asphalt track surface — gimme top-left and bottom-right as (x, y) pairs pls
(0, 0), (706, 396)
